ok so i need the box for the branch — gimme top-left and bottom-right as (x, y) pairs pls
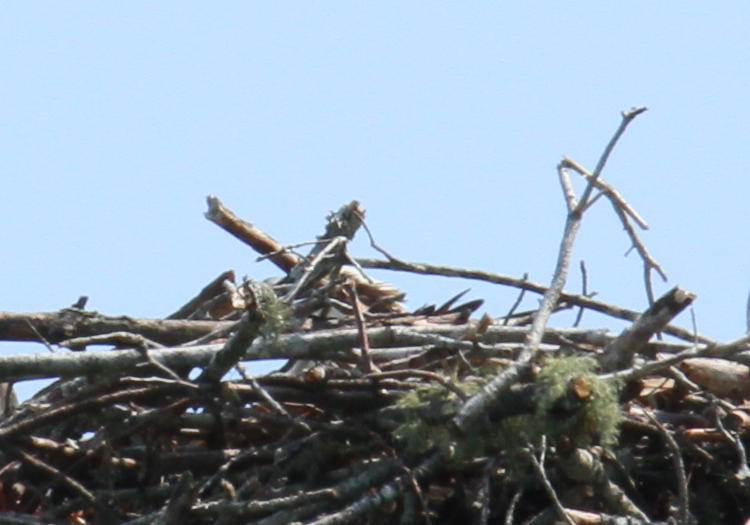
(453, 108), (648, 433)
(0, 325), (690, 383)
(526, 437), (575, 525)
(0, 310), (231, 346)
(197, 282), (274, 383)
(205, 195), (299, 274)
(167, 270), (236, 320)
(356, 258), (711, 344)
(599, 286), (696, 372)
(644, 409), (689, 525)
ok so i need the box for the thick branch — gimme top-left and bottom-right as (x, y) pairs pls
(599, 286), (695, 372)
(205, 195), (299, 273)
(0, 325), (641, 383)
(0, 310), (230, 346)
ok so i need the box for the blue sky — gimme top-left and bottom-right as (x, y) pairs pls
(2, 4), (748, 398)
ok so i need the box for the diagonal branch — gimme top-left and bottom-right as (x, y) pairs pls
(453, 107), (648, 433)
(205, 195), (299, 274)
(599, 286), (695, 372)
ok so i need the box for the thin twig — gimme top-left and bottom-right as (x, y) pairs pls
(580, 106), (648, 206)
(235, 363), (293, 420)
(504, 488), (524, 525)
(557, 164), (578, 211)
(562, 156), (649, 229)
(284, 236), (347, 302)
(25, 320), (55, 353)
(347, 283), (376, 373)
(503, 273), (528, 326)
(712, 397), (750, 483)
(356, 210), (407, 264)
(525, 437), (575, 525)
(562, 149), (668, 304)
(356, 258), (709, 344)
(366, 369), (467, 400)
(644, 408), (689, 525)
(573, 261), (587, 327)
(19, 450), (98, 505)
(255, 239), (329, 263)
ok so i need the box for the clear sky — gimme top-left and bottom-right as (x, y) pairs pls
(2, 4), (748, 399)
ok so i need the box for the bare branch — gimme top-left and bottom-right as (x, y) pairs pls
(599, 286), (696, 372)
(454, 108), (648, 432)
(205, 195), (299, 274)
(357, 258), (709, 344)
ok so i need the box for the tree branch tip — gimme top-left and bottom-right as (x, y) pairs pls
(623, 106), (648, 119)
(205, 195), (222, 217)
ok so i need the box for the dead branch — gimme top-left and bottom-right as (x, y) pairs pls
(205, 195), (299, 273)
(453, 107), (648, 434)
(0, 309), (230, 346)
(356, 257), (710, 344)
(599, 286), (696, 372)
(167, 270), (236, 320)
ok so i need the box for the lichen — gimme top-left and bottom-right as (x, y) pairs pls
(533, 355), (622, 447)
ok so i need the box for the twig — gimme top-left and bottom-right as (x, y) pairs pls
(235, 363), (291, 418)
(712, 398), (750, 483)
(356, 258), (710, 344)
(366, 369), (467, 401)
(561, 153), (667, 303)
(504, 487), (524, 525)
(573, 261), (588, 327)
(562, 156), (649, 230)
(197, 310), (264, 384)
(0, 384), (183, 439)
(644, 408), (689, 525)
(255, 239), (329, 262)
(356, 210), (407, 264)
(604, 332), (750, 383)
(284, 236), (347, 302)
(19, 450), (98, 505)
(503, 273), (528, 326)
(557, 163), (578, 212)
(305, 452), (442, 525)
(0, 324), (694, 383)
(347, 283), (376, 373)
(24, 320), (55, 353)
(60, 331), (164, 350)
(581, 106), (648, 204)
(525, 437), (575, 525)
(167, 270), (236, 320)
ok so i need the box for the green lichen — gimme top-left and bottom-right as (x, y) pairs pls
(245, 280), (291, 342)
(391, 355), (622, 469)
(533, 355), (622, 447)
(391, 375), (486, 464)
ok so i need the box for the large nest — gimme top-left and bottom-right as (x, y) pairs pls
(1, 108), (749, 524)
